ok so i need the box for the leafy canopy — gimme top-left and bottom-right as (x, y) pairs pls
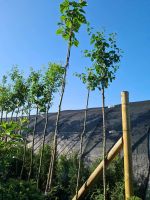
(9, 67), (28, 108)
(56, 0), (87, 47)
(41, 63), (65, 112)
(84, 31), (122, 90)
(27, 69), (44, 110)
(75, 68), (98, 91)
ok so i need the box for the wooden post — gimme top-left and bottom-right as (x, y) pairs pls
(72, 137), (123, 200)
(121, 91), (133, 199)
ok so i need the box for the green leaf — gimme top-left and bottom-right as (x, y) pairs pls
(73, 40), (79, 47)
(56, 28), (63, 35)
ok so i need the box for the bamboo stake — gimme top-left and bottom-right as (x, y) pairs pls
(121, 91), (133, 199)
(72, 137), (123, 200)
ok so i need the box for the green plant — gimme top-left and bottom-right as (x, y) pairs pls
(75, 69), (98, 198)
(90, 189), (104, 200)
(84, 31), (122, 199)
(45, 0), (87, 193)
(37, 63), (65, 189)
(34, 145), (52, 191)
(110, 182), (124, 200)
(0, 120), (27, 179)
(45, 153), (89, 200)
(128, 196), (142, 200)
(0, 179), (44, 200)
(27, 69), (44, 180)
(9, 67), (28, 121)
(0, 75), (12, 122)
(87, 157), (124, 200)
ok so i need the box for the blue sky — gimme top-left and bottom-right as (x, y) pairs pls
(0, 0), (150, 111)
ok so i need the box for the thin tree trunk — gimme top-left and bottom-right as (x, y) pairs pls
(102, 87), (106, 200)
(5, 112), (8, 122)
(45, 156), (52, 194)
(11, 110), (14, 121)
(37, 103), (50, 189)
(75, 89), (90, 199)
(20, 106), (31, 179)
(45, 30), (72, 194)
(15, 107), (20, 121)
(21, 108), (24, 119)
(0, 109), (3, 140)
(28, 106), (38, 181)
(5, 111), (8, 142)
(16, 109), (24, 177)
(19, 109), (24, 135)
(14, 107), (20, 135)
(0, 109), (3, 123)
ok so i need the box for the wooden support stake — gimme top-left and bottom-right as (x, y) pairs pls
(72, 137), (123, 200)
(121, 91), (133, 199)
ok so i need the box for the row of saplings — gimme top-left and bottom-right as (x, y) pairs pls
(0, 66), (144, 200)
(0, 0), (143, 199)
